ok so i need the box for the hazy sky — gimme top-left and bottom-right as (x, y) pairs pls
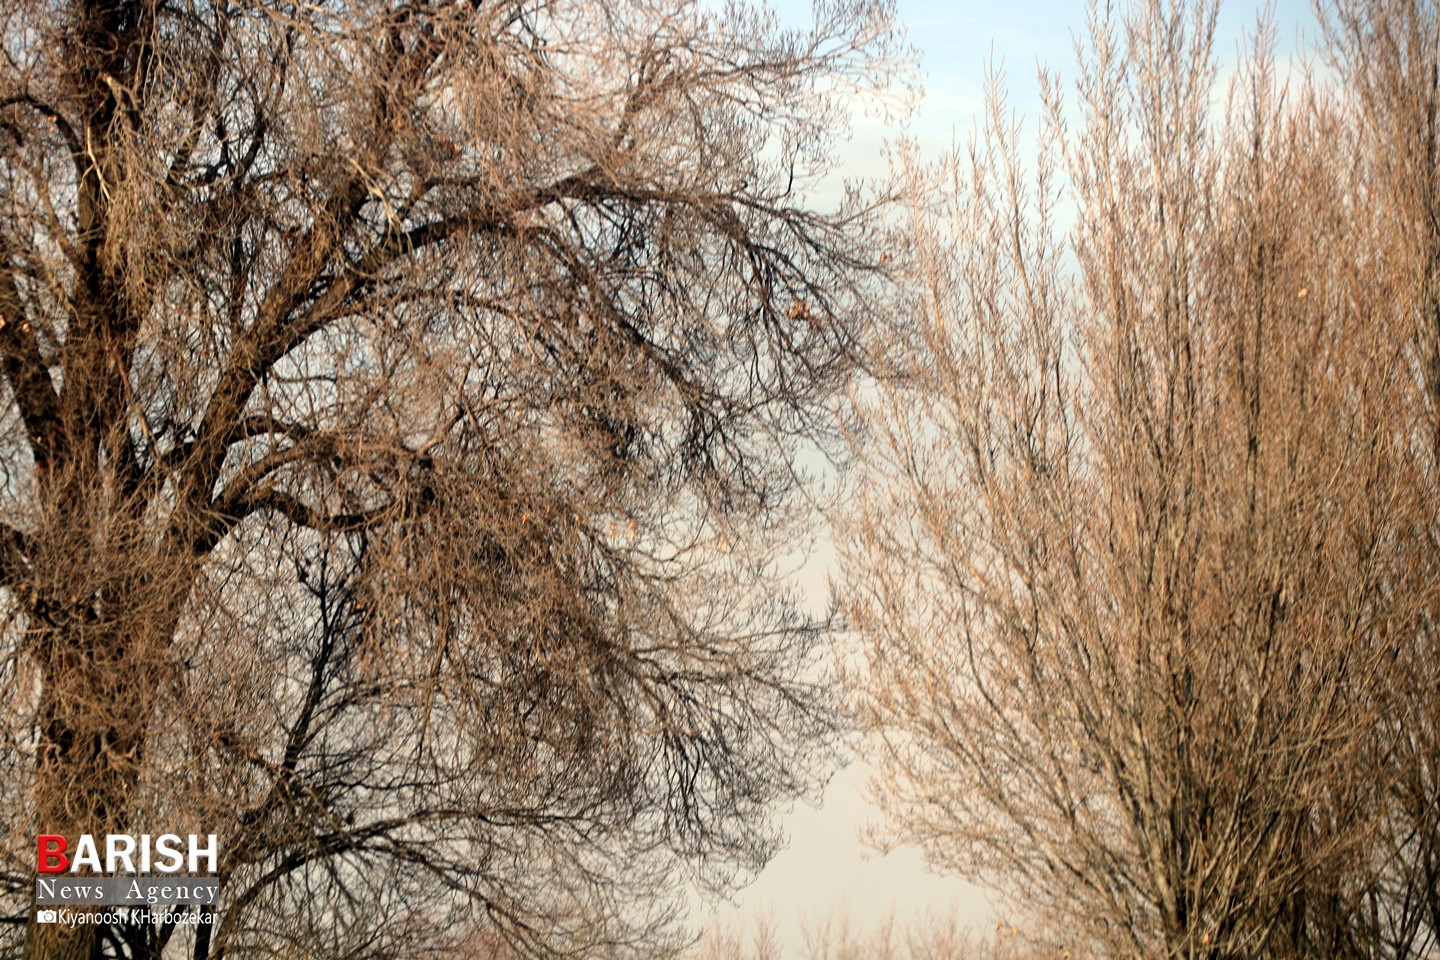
(696, 0), (1314, 951)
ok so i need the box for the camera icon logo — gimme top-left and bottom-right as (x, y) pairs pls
(36, 909), (57, 924)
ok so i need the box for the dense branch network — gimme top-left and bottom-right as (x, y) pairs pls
(0, 1), (905, 958)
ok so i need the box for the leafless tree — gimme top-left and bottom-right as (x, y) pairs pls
(1310, 2), (1440, 957)
(840, 1), (1430, 957)
(0, 1), (906, 958)
(689, 911), (1063, 960)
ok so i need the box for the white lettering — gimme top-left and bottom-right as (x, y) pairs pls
(106, 835), (136, 874)
(187, 835), (217, 874)
(72, 836), (101, 873)
(153, 835), (183, 874)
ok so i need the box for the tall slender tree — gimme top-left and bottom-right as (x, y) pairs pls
(841, 2), (1431, 956)
(1315, 1), (1440, 955)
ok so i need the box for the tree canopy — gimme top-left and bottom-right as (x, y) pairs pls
(0, 1), (905, 957)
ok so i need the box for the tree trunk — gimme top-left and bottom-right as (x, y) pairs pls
(21, 627), (149, 960)
(22, 906), (98, 960)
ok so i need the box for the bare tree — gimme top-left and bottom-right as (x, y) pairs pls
(0, 1), (906, 958)
(689, 911), (1061, 960)
(1311, 2), (1440, 957)
(840, 2), (1428, 957)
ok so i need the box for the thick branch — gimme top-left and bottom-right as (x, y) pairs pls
(172, 8), (452, 521)
(0, 520), (28, 590)
(194, 486), (393, 555)
(0, 262), (62, 470)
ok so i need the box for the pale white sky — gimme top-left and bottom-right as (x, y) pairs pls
(696, 0), (1314, 952)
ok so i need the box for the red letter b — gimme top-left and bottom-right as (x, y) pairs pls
(37, 835), (67, 874)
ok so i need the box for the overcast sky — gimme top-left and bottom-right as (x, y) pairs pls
(695, 0), (1315, 952)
